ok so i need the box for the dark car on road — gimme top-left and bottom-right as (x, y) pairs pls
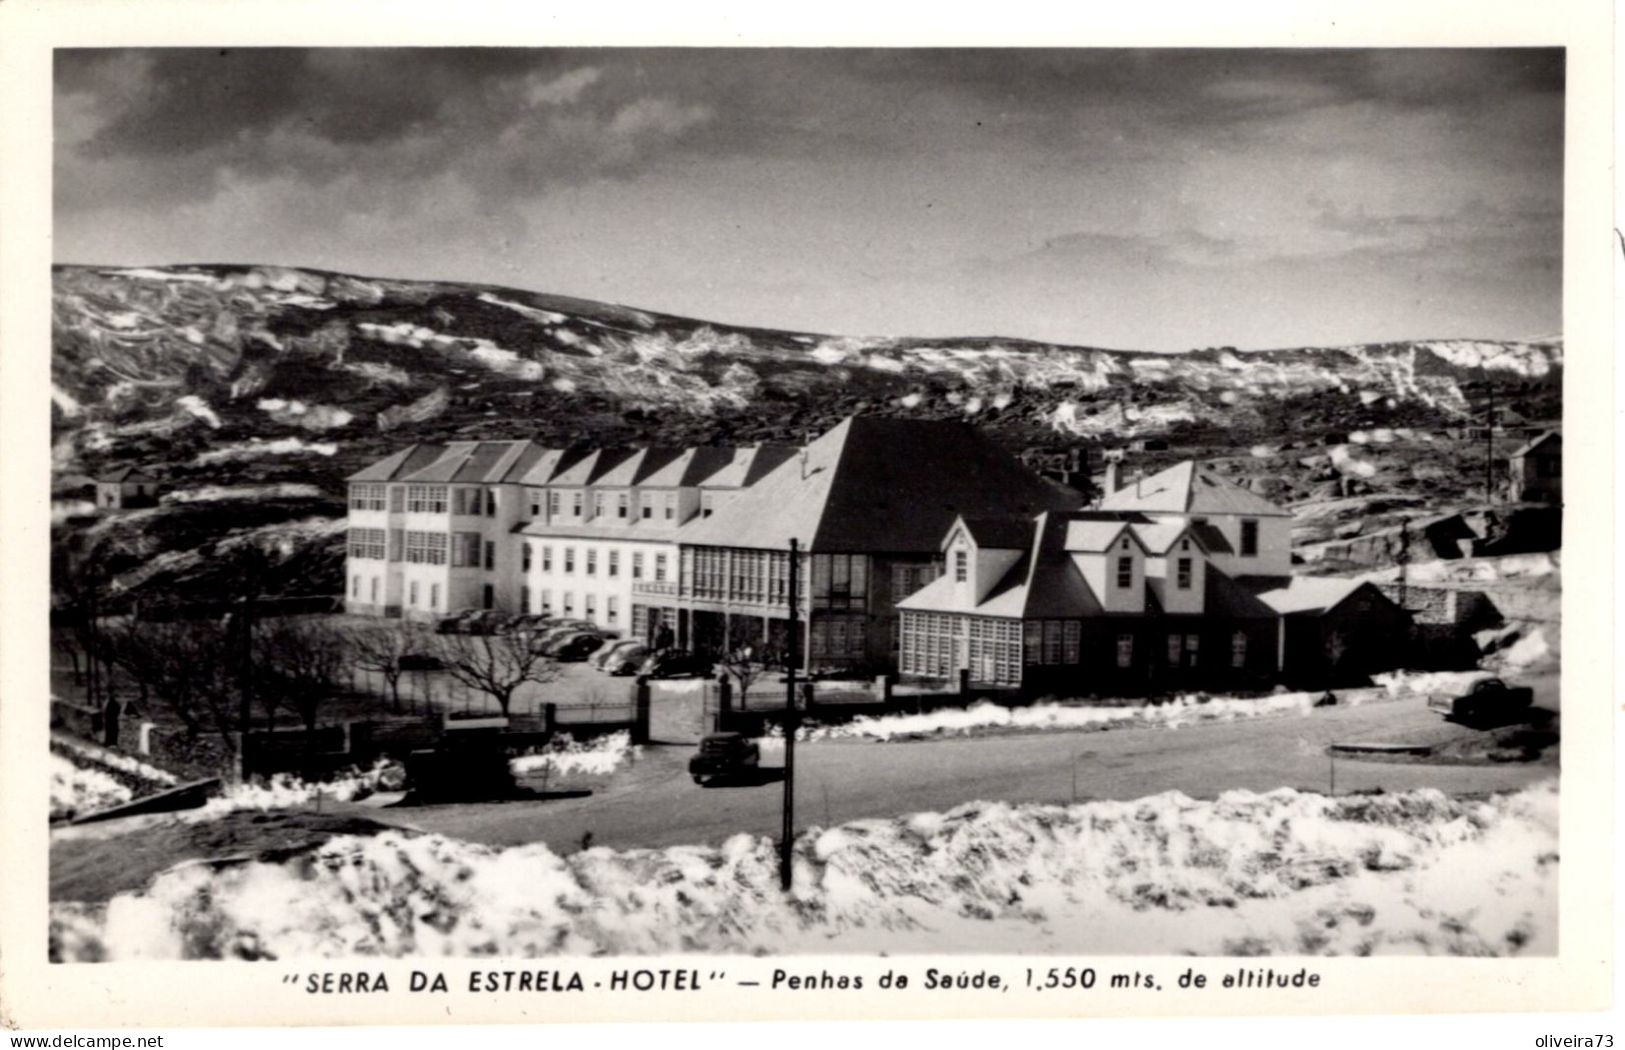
(639, 649), (712, 679)
(434, 608), (482, 634)
(688, 732), (761, 785)
(1428, 675), (1535, 723)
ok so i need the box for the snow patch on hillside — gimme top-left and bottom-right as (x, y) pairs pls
(175, 396), (221, 428)
(257, 399), (354, 430)
(196, 438), (338, 464)
(165, 483), (326, 504)
(476, 292), (567, 325)
(49, 781), (1557, 959)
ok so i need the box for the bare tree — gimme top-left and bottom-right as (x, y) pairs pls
(105, 617), (240, 754)
(716, 619), (783, 705)
(433, 631), (558, 717)
(346, 622), (427, 712)
(254, 617), (349, 733)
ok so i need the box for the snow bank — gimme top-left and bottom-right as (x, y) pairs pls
(187, 763), (397, 821)
(53, 737), (179, 787)
(50, 754), (133, 821)
(1373, 669), (1493, 698)
(770, 690), (1384, 744)
(49, 780), (1558, 959)
(175, 395), (221, 428)
(510, 731), (639, 778)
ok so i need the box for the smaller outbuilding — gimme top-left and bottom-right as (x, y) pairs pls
(1508, 431), (1561, 504)
(94, 466), (163, 511)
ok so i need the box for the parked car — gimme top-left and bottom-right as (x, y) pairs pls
(459, 610), (511, 635)
(434, 608), (482, 634)
(541, 631), (607, 661)
(640, 649), (712, 679)
(687, 733), (761, 786)
(528, 620), (599, 651)
(595, 642), (650, 676)
(1428, 675), (1535, 723)
(497, 613), (550, 635)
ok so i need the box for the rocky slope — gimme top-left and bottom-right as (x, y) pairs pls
(50, 263), (1562, 601)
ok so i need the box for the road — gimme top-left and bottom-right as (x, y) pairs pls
(360, 677), (1558, 853)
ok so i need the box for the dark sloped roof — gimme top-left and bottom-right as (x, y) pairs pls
(956, 515), (1034, 550)
(678, 417), (1082, 553)
(1512, 430), (1561, 457)
(97, 465), (160, 484)
(347, 443), (447, 482)
(1204, 567), (1280, 618)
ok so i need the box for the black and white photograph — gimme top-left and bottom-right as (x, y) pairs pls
(0, 1), (1615, 1033)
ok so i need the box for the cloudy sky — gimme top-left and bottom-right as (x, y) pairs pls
(55, 48), (1562, 350)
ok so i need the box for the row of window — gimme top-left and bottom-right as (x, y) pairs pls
(347, 527), (387, 560)
(899, 613), (1253, 678)
(521, 544), (668, 581)
(685, 548), (793, 604)
(517, 587), (620, 624)
(807, 615), (868, 659)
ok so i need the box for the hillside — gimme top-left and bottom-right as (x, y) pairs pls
(50, 263), (1562, 602)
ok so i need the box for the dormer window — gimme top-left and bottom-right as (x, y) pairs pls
(617, 492), (629, 519)
(1177, 557), (1192, 590)
(1116, 556), (1133, 589)
(954, 550), (968, 582)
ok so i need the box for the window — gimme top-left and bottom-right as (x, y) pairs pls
(452, 488), (467, 516)
(892, 563), (936, 601)
(586, 549), (597, 576)
(617, 492), (629, 519)
(593, 491), (605, 519)
(406, 485), (448, 513)
(564, 547), (576, 574)
(520, 585), (530, 613)
(1185, 634), (1200, 668)
(485, 489), (496, 517)
(642, 503), (653, 519)
(351, 575), (360, 597)
(1176, 557), (1193, 590)
(899, 611), (968, 679)
(1240, 519), (1259, 557)
(528, 490), (541, 517)
(811, 553), (867, 610)
(585, 594), (597, 620)
(563, 591), (575, 616)
(1116, 556), (1133, 589)
(522, 543), (532, 572)
(608, 550), (620, 577)
(1043, 621), (1064, 665)
(484, 540), (495, 571)
(542, 545), (553, 572)
(348, 483), (387, 511)
(954, 550), (968, 582)
(666, 495), (677, 520)
(450, 531), (480, 567)
(1117, 633), (1134, 668)
(405, 531), (448, 564)
(655, 553), (668, 581)
(548, 491), (560, 517)
(541, 589), (552, 614)
(607, 596), (619, 625)
(1166, 634), (1183, 667)
(347, 527), (386, 560)
(1063, 621), (1080, 664)
(431, 583), (441, 611)
(572, 491), (583, 518)
(482, 584), (494, 610)
(632, 552), (644, 579)
(1231, 630), (1248, 669)
(409, 582), (419, 607)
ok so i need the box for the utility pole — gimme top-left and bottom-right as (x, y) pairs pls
(1483, 368), (1496, 505)
(780, 537), (799, 892)
(1397, 517), (1410, 612)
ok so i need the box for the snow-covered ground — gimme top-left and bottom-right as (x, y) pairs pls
(1360, 552), (1561, 585)
(195, 437), (338, 464)
(186, 762), (397, 821)
(49, 779), (1557, 959)
(50, 754), (133, 822)
(53, 737), (179, 787)
(510, 731), (639, 778)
